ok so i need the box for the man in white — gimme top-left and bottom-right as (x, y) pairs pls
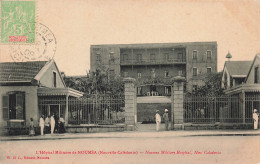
(39, 115), (45, 135)
(50, 114), (55, 134)
(253, 109), (259, 130)
(155, 110), (161, 131)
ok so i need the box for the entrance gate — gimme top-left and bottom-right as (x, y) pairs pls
(123, 76), (185, 131)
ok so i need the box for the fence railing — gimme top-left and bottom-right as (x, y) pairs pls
(38, 95), (125, 125)
(68, 96), (125, 125)
(120, 58), (186, 65)
(184, 95), (254, 124)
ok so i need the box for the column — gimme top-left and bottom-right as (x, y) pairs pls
(65, 94), (69, 126)
(123, 78), (137, 131)
(171, 76), (185, 130)
(242, 91), (245, 124)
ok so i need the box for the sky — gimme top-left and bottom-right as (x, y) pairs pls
(0, 0), (260, 76)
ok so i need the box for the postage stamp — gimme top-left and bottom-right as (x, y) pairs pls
(0, 0), (36, 44)
(9, 23), (57, 61)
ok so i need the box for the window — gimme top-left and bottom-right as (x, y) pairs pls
(207, 67), (212, 74)
(2, 92), (25, 120)
(137, 54), (142, 62)
(53, 72), (57, 87)
(123, 72), (128, 77)
(137, 72), (142, 78)
(177, 53), (183, 61)
(123, 54), (128, 61)
(150, 54), (156, 62)
(109, 53), (114, 59)
(109, 69), (115, 79)
(193, 67), (198, 76)
(164, 53), (170, 61)
(137, 87), (142, 95)
(178, 70), (183, 76)
(164, 71), (169, 77)
(151, 68), (156, 78)
(207, 51), (212, 60)
(193, 51), (198, 60)
(164, 86), (171, 95)
(96, 54), (101, 62)
(192, 85), (198, 92)
(121, 54), (128, 63)
(109, 53), (114, 63)
(224, 72), (228, 89)
(255, 67), (259, 83)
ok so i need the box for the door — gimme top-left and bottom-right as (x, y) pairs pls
(49, 105), (60, 117)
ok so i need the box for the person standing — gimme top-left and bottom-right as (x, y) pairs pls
(39, 115), (45, 135)
(29, 118), (35, 136)
(155, 110), (161, 131)
(59, 114), (65, 133)
(253, 109), (259, 130)
(163, 109), (169, 131)
(50, 114), (55, 134)
(54, 113), (59, 133)
(44, 115), (50, 134)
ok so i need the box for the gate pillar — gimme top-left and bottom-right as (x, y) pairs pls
(123, 78), (137, 131)
(171, 76), (185, 130)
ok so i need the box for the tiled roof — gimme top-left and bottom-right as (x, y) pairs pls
(0, 61), (48, 82)
(225, 61), (252, 76)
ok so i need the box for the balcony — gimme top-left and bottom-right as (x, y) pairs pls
(123, 75), (184, 86)
(120, 58), (186, 65)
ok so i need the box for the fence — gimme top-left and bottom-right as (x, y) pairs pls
(183, 95), (254, 124)
(38, 95), (125, 125)
(68, 95), (125, 125)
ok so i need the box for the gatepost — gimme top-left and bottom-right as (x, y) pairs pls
(171, 76), (185, 130)
(123, 78), (137, 131)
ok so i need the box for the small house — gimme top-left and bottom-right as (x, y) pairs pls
(0, 60), (83, 135)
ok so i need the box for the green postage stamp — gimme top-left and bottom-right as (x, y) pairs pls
(1, 0), (36, 43)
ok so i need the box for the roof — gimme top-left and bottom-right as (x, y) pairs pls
(224, 61), (252, 77)
(91, 41), (217, 48)
(38, 87), (83, 98)
(245, 53), (260, 82)
(0, 61), (48, 82)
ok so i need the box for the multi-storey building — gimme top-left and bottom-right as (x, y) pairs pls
(90, 42), (217, 95)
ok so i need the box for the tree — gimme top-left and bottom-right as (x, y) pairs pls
(63, 68), (124, 97)
(188, 72), (224, 97)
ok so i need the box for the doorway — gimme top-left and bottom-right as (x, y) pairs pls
(50, 105), (60, 117)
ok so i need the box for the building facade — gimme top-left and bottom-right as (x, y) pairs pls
(0, 60), (83, 135)
(221, 61), (252, 90)
(90, 42), (218, 95)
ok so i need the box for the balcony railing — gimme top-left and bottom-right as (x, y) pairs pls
(120, 58), (186, 65)
(122, 75), (185, 86)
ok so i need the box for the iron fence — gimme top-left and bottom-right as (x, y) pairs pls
(184, 95), (255, 124)
(68, 96), (125, 125)
(38, 95), (125, 125)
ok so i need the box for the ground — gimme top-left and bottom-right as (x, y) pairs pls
(1, 133), (260, 164)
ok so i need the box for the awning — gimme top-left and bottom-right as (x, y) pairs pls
(37, 87), (83, 97)
(225, 84), (260, 95)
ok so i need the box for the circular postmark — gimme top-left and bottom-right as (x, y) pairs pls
(9, 23), (57, 62)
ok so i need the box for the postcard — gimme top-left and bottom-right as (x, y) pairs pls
(0, 0), (260, 163)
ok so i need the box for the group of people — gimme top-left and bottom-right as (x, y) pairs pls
(29, 114), (65, 136)
(155, 109), (169, 131)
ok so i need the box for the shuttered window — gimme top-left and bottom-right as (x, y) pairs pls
(255, 67), (259, 83)
(16, 94), (25, 119)
(2, 95), (9, 120)
(2, 93), (25, 120)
